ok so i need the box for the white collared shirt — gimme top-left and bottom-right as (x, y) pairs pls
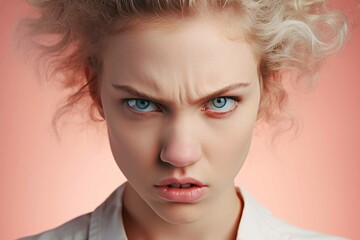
(20, 183), (347, 240)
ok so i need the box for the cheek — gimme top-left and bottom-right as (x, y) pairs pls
(106, 116), (162, 179)
(203, 104), (257, 171)
(205, 124), (252, 166)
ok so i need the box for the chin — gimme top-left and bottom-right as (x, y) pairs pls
(151, 201), (209, 225)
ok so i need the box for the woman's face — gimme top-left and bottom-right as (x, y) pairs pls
(100, 16), (260, 224)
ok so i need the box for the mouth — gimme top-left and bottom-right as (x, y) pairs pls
(154, 177), (208, 203)
(166, 183), (197, 189)
(155, 177), (206, 187)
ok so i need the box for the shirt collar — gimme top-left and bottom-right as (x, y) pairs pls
(236, 187), (270, 239)
(89, 184), (128, 240)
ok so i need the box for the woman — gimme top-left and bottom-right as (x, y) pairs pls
(18, 0), (348, 239)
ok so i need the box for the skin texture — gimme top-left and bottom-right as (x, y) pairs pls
(100, 15), (261, 240)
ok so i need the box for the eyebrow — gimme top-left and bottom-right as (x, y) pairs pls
(112, 82), (250, 105)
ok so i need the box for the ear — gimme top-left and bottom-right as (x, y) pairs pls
(84, 65), (105, 120)
(84, 65), (91, 81)
(256, 75), (265, 121)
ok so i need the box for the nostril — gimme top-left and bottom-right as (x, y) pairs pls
(160, 149), (201, 167)
(159, 135), (202, 167)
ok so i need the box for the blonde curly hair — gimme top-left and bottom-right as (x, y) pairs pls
(18, 0), (347, 132)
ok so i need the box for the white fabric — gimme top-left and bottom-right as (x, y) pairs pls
(20, 183), (347, 240)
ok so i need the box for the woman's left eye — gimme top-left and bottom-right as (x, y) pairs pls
(204, 97), (239, 113)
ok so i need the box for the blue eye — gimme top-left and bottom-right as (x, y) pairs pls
(212, 98), (227, 108)
(125, 99), (160, 112)
(205, 97), (238, 113)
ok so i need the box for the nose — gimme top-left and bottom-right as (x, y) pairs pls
(160, 117), (202, 168)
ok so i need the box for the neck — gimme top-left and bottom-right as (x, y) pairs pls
(122, 183), (243, 240)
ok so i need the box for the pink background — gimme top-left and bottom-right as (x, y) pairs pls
(1, 0), (359, 239)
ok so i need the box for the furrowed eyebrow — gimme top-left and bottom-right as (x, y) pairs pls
(112, 84), (166, 104)
(112, 82), (250, 105)
(192, 82), (250, 104)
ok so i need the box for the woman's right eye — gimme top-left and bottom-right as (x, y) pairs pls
(124, 99), (160, 113)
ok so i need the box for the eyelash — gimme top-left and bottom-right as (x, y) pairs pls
(121, 96), (242, 117)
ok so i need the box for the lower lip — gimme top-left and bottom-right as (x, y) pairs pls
(154, 185), (208, 203)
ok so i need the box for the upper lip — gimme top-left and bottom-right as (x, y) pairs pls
(155, 177), (206, 187)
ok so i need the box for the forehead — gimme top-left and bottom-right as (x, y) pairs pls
(103, 11), (256, 60)
(104, 7), (254, 55)
(104, 18), (256, 74)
